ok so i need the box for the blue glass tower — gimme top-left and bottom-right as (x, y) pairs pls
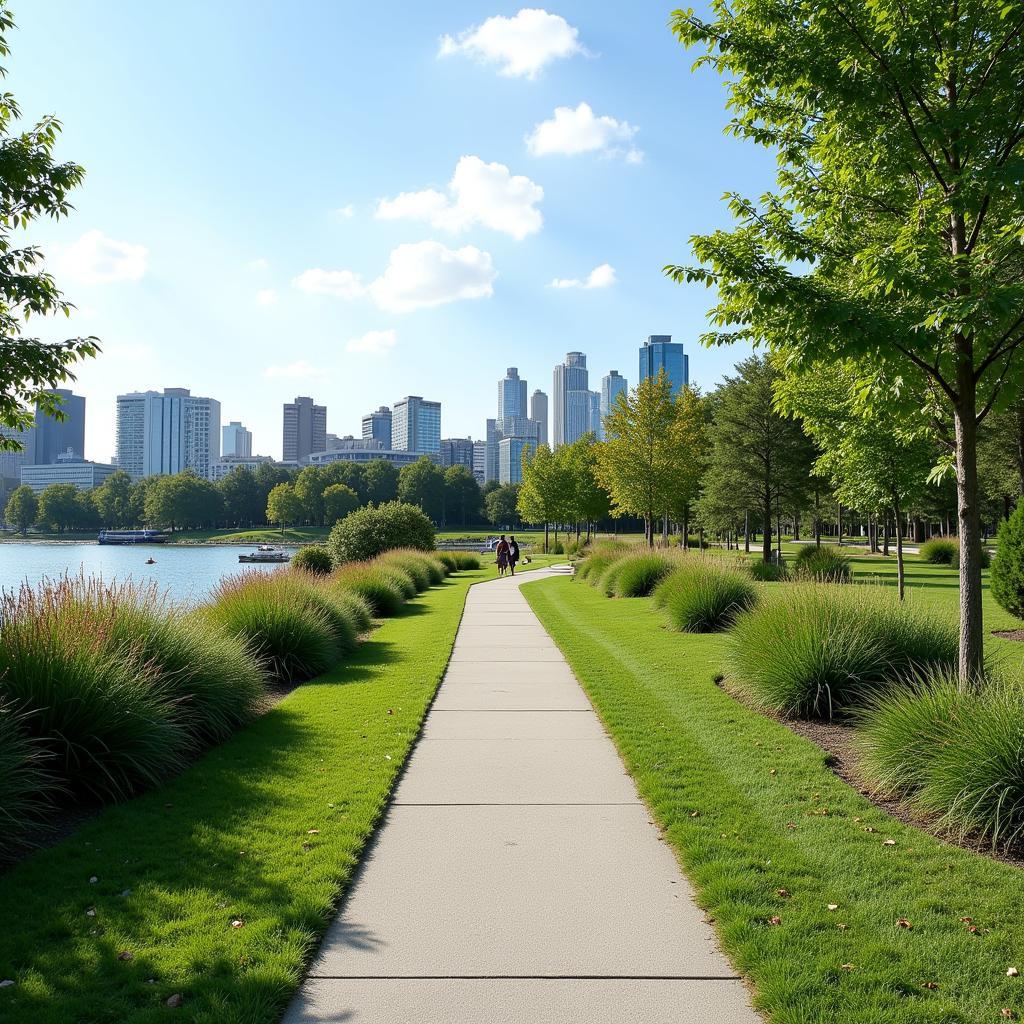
(638, 336), (688, 397)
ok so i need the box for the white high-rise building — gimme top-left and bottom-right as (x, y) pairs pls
(530, 389), (548, 447)
(600, 371), (628, 435)
(552, 352), (591, 447)
(115, 388), (221, 479)
(392, 396), (441, 454)
(472, 440), (486, 485)
(222, 420), (252, 458)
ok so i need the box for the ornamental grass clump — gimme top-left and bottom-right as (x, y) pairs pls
(919, 536), (959, 565)
(0, 580), (187, 799)
(746, 558), (788, 582)
(332, 589), (373, 633)
(378, 551), (432, 592)
(792, 544), (851, 582)
(857, 669), (1024, 851)
(437, 552), (458, 574)
(206, 572), (342, 685)
(452, 551), (481, 570)
(606, 551), (676, 598)
(331, 562), (406, 616)
(726, 585), (958, 719)
(653, 559), (758, 632)
(0, 702), (58, 861)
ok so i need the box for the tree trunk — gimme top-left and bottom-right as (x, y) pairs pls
(744, 510), (750, 554)
(1015, 401), (1024, 498)
(894, 497), (905, 602)
(683, 505), (690, 552)
(761, 501), (772, 563)
(661, 512), (668, 547)
(836, 502), (843, 546)
(954, 386), (985, 684)
(544, 521), (549, 553)
(882, 516), (890, 557)
(814, 490), (820, 547)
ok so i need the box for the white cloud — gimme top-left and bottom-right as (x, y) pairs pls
(376, 156), (542, 240)
(346, 328), (396, 355)
(333, 204), (355, 219)
(549, 263), (617, 290)
(247, 257), (269, 271)
(526, 102), (642, 162)
(292, 267), (366, 299)
(49, 230), (148, 285)
(263, 359), (330, 381)
(439, 8), (586, 79)
(256, 288), (278, 306)
(368, 241), (496, 313)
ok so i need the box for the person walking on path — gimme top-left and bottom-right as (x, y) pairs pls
(495, 534), (510, 576)
(508, 535), (520, 576)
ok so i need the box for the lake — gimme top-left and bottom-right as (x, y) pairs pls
(0, 542), (283, 604)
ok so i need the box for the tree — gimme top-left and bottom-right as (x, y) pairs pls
(322, 460), (366, 502)
(596, 371), (685, 546)
(0, 7), (98, 451)
(977, 404), (1024, 521)
(776, 362), (934, 599)
(667, 4), (1024, 679)
(327, 500), (435, 563)
(363, 459), (399, 505)
(93, 469), (135, 527)
(217, 466), (263, 527)
(698, 357), (815, 563)
(293, 465), (327, 525)
(485, 484), (520, 528)
(665, 386), (710, 544)
(144, 472), (222, 531)
(322, 483), (359, 527)
(265, 482), (303, 530)
(4, 483), (35, 534)
(36, 482), (80, 532)
(398, 456), (446, 522)
(518, 444), (566, 551)
(443, 465), (481, 526)
(558, 434), (610, 540)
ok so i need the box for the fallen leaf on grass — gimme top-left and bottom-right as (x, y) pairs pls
(1009, 968), (1020, 978)
(882, 839), (897, 846)
(85, 907), (96, 918)
(837, 923), (848, 931)
(89, 876), (98, 884)
(896, 918), (913, 929)
(307, 829), (320, 835)
(230, 919), (245, 929)
(166, 993), (183, 1008)
(922, 981), (939, 990)
(117, 951), (133, 961)
(827, 904), (839, 911)
(1000, 1010), (1016, 1020)
(768, 916), (782, 926)
(776, 889), (791, 899)
(840, 963), (856, 971)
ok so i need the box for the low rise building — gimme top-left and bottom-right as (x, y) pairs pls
(20, 457), (117, 493)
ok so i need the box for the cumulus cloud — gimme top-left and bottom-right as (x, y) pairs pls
(376, 156), (543, 240)
(256, 288), (278, 306)
(549, 263), (617, 290)
(368, 241), (496, 313)
(346, 328), (396, 355)
(526, 102), (642, 162)
(263, 359), (330, 381)
(49, 230), (148, 285)
(439, 8), (586, 79)
(292, 267), (366, 299)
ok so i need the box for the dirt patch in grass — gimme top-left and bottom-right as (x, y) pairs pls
(992, 629), (1024, 641)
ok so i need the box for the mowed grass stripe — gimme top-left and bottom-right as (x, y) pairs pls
(523, 576), (1024, 1024)
(0, 570), (484, 1024)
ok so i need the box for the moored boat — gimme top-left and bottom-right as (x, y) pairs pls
(238, 544), (291, 564)
(98, 529), (167, 545)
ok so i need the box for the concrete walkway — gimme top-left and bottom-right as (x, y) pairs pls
(284, 570), (760, 1023)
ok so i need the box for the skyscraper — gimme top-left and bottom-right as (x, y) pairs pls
(601, 371), (628, 427)
(485, 418), (500, 483)
(32, 389), (86, 464)
(283, 396), (327, 463)
(472, 440), (486, 485)
(552, 351), (591, 447)
(499, 436), (536, 486)
(222, 420), (252, 458)
(392, 396), (441, 454)
(440, 437), (475, 471)
(498, 367), (528, 423)
(530, 389), (548, 447)
(639, 336), (689, 397)
(116, 388), (221, 479)
(361, 405), (393, 450)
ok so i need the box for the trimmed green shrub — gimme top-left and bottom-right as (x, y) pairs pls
(606, 552), (675, 598)
(206, 573), (340, 685)
(857, 670), (1024, 850)
(291, 545), (334, 575)
(919, 536), (958, 564)
(992, 503), (1024, 618)
(746, 559), (788, 582)
(0, 702), (57, 861)
(328, 500), (435, 564)
(793, 545), (851, 582)
(452, 552), (481, 571)
(654, 560), (758, 632)
(331, 563), (406, 617)
(727, 585), (959, 718)
(0, 582), (187, 800)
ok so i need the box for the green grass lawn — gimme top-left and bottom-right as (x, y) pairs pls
(524, 570), (1024, 1024)
(0, 568), (485, 1024)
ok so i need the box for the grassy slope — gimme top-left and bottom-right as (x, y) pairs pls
(524, 573), (1024, 1024)
(0, 569), (484, 1024)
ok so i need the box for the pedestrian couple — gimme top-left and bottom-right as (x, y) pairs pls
(495, 534), (519, 577)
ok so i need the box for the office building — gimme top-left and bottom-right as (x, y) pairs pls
(440, 437), (475, 472)
(222, 420), (252, 458)
(530, 389), (548, 447)
(392, 396), (441, 454)
(116, 388), (221, 479)
(309, 448), (422, 468)
(639, 335), (689, 397)
(552, 352), (593, 447)
(601, 371), (628, 429)
(33, 389), (86, 464)
(472, 440), (486, 485)
(283, 396), (327, 463)
(21, 456), (116, 493)
(499, 436), (536, 486)
(485, 418), (500, 484)
(361, 405), (393, 450)
(209, 454), (277, 481)
(588, 390), (602, 440)
(498, 367), (528, 424)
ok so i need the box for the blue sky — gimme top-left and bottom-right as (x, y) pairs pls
(15, 2), (767, 461)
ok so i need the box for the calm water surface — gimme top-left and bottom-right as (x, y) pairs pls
(0, 543), (283, 604)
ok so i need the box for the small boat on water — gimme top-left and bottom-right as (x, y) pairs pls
(98, 529), (167, 545)
(238, 544), (291, 564)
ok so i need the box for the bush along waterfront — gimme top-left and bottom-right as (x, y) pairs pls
(0, 547), (454, 861)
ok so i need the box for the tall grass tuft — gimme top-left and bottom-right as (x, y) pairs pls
(606, 552), (676, 597)
(727, 585), (958, 718)
(452, 551), (481, 571)
(332, 562), (407, 615)
(919, 536), (959, 564)
(437, 552), (458, 575)
(206, 572), (341, 685)
(792, 544), (851, 582)
(0, 702), (59, 860)
(654, 560), (758, 632)
(857, 669), (1024, 850)
(575, 540), (628, 583)
(331, 589), (373, 633)
(0, 580), (187, 799)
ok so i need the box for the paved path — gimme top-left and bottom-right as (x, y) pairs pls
(284, 570), (760, 1023)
